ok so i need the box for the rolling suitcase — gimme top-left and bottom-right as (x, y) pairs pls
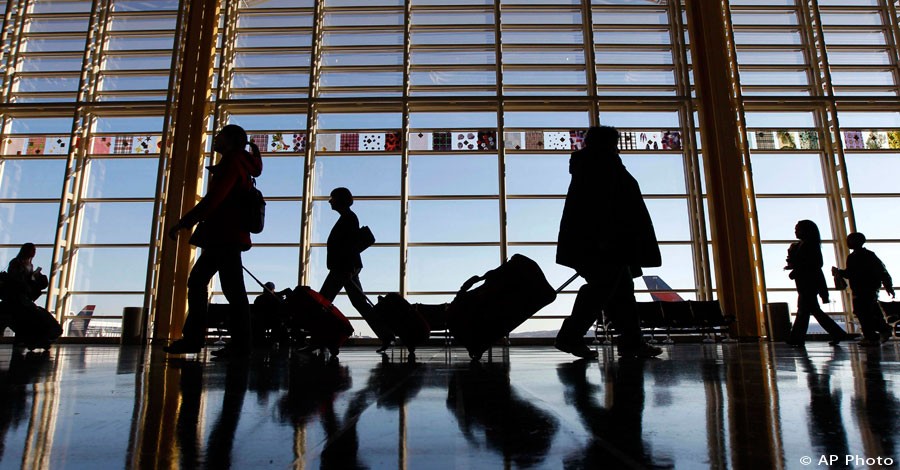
(373, 293), (431, 353)
(284, 286), (354, 354)
(448, 254), (564, 360)
(241, 266), (352, 353)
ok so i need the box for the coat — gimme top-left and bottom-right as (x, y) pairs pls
(327, 210), (363, 271)
(182, 148), (263, 251)
(843, 248), (892, 295)
(556, 147), (661, 275)
(785, 241), (828, 299)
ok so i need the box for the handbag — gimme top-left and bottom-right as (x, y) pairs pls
(357, 226), (375, 252)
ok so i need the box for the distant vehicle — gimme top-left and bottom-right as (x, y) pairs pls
(642, 275), (685, 302)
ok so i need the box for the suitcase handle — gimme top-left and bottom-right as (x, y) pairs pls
(456, 275), (483, 295)
(456, 272), (579, 296)
(556, 273), (579, 294)
(242, 265), (281, 299)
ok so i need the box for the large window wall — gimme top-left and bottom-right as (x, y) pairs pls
(730, 0), (900, 332)
(2, 0), (899, 339)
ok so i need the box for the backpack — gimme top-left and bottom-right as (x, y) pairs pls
(243, 177), (266, 234)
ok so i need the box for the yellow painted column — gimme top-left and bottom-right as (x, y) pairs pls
(684, 0), (763, 338)
(153, 0), (221, 341)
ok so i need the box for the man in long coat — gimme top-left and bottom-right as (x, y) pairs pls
(556, 125), (663, 359)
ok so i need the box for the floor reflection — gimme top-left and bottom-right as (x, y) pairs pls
(448, 361), (559, 468)
(1, 343), (900, 468)
(557, 358), (673, 469)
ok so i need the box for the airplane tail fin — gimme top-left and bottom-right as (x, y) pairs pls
(642, 276), (685, 302)
(67, 305), (96, 337)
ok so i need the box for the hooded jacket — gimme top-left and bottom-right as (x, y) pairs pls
(556, 146), (661, 275)
(182, 148), (263, 251)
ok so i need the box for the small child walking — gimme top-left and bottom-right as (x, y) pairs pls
(833, 232), (896, 346)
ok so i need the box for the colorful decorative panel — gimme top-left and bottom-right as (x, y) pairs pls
(889, 131), (900, 149)
(91, 136), (115, 154)
(544, 131), (570, 150)
(661, 131), (681, 150)
(317, 133), (337, 152)
(638, 132), (662, 150)
(385, 132), (400, 151)
(748, 130), (820, 150)
(114, 136), (134, 154)
(339, 133), (359, 152)
(45, 136), (70, 155)
(2, 136), (75, 155)
(360, 133), (386, 151)
(505, 131), (524, 150)
(570, 130), (586, 150)
(841, 130), (900, 150)
(409, 131), (432, 151)
(291, 133), (307, 152)
(842, 131), (863, 150)
(864, 131), (887, 150)
(433, 132), (451, 151)
(269, 133), (293, 152)
(26, 137), (46, 155)
(525, 131), (543, 149)
(477, 131), (496, 151)
(453, 131), (478, 151)
(132, 135), (161, 154)
(314, 131), (400, 153)
(249, 133), (269, 149)
(502, 129), (682, 151)
(619, 131), (636, 150)
(3, 137), (28, 155)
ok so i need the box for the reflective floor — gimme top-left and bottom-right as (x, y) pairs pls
(2, 342), (900, 469)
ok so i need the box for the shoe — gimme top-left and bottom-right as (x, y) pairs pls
(618, 342), (663, 359)
(375, 340), (393, 354)
(210, 345), (251, 359)
(555, 338), (599, 359)
(880, 329), (892, 343)
(828, 335), (850, 346)
(857, 338), (881, 347)
(164, 339), (202, 355)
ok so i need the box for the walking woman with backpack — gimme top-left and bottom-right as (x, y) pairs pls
(165, 124), (262, 359)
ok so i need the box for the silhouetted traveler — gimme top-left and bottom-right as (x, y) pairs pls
(165, 124), (262, 358)
(833, 232), (895, 346)
(5, 243), (47, 302)
(252, 281), (290, 347)
(2, 243), (61, 349)
(785, 220), (849, 346)
(555, 126), (663, 359)
(320, 187), (394, 353)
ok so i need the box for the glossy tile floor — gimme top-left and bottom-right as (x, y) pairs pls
(1, 342), (900, 469)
